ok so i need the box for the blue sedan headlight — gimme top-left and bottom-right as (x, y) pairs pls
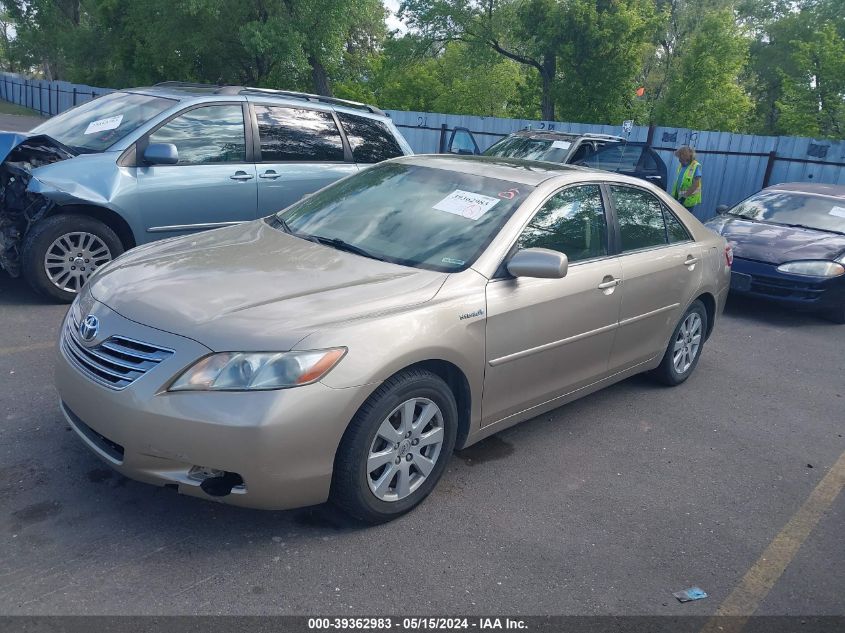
(776, 260), (845, 277)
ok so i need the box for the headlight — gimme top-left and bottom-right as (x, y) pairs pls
(169, 348), (346, 391)
(776, 260), (845, 277)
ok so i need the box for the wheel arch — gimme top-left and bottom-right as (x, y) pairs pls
(46, 204), (137, 250)
(351, 359), (474, 452)
(694, 291), (717, 340)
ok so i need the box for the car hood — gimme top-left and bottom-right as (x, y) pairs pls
(89, 220), (449, 351)
(706, 215), (845, 265)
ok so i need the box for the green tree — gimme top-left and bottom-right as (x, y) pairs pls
(652, 8), (752, 131)
(776, 23), (845, 138)
(1, 0), (387, 95)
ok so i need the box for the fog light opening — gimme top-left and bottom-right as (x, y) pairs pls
(188, 465), (245, 497)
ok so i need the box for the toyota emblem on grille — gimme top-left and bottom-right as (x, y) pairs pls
(79, 315), (99, 342)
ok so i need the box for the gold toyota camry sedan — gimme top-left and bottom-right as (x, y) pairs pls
(56, 155), (731, 523)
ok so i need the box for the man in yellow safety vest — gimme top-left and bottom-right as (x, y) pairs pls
(672, 146), (703, 220)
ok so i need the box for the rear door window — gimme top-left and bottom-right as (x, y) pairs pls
(254, 105), (344, 162)
(337, 112), (404, 163)
(609, 185), (669, 251)
(148, 104), (246, 164)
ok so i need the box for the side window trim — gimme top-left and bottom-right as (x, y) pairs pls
(250, 102), (349, 164)
(138, 101), (251, 166)
(493, 181), (614, 278)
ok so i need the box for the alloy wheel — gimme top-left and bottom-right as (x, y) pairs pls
(672, 312), (703, 374)
(367, 397), (445, 502)
(44, 232), (113, 293)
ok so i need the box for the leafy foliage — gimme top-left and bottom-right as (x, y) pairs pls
(0, 0), (843, 137)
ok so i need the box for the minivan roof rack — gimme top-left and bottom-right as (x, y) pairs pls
(237, 88), (386, 116)
(151, 82), (386, 115)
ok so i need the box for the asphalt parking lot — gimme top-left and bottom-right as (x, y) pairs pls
(0, 113), (843, 618)
(1, 272), (843, 616)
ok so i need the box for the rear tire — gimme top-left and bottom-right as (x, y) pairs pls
(651, 300), (708, 386)
(21, 214), (123, 303)
(330, 369), (458, 524)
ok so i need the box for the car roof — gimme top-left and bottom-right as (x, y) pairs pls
(124, 82), (388, 118)
(508, 130), (625, 142)
(395, 154), (617, 186)
(765, 182), (845, 198)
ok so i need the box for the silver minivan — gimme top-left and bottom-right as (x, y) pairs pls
(0, 83), (411, 301)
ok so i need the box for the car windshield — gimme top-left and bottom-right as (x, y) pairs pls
(484, 136), (573, 163)
(729, 190), (845, 234)
(31, 91), (176, 153)
(275, 162), (534, 272)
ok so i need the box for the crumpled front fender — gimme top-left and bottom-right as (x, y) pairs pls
(27, 174), (110, 206)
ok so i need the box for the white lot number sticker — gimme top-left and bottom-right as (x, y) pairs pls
(84, 115), (123, 135)
(551, 140), (571, 150)
(828, 205), (845, 219)
(433, 190), (500, 221)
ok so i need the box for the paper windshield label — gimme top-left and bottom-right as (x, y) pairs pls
(551, 140), (571, 150)
(84, 115), (123, 135)
(828, 205), (845, 218)
(433, 190), (500, 221)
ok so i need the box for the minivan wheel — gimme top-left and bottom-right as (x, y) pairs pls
(331, 369), (458, 523)
(21, 214), (123, 303)
(651, 300), (708, 386)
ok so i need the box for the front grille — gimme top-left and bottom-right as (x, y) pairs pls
(61, 314), (174, 390)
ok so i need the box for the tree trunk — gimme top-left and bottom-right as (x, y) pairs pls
(540, 55), (556, 121)
(309, 55), (332, 96)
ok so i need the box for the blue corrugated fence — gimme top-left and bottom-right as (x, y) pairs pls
(1, 71), (842, 220)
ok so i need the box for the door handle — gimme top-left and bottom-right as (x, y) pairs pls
(684, 256), (699, 266)
(597, 277), (620, 290)
(230, 171), (254, 181)
(259, 170), (281, 180)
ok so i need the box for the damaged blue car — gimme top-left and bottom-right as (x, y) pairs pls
(0, 83), (411, 301)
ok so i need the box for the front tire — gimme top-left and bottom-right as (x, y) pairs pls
(21, 214), (123, 303)
(331, 369), (458, 524)
(651, 300), (708, 386)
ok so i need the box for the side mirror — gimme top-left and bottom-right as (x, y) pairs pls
(507, 248), (568, 279)
(143, 143), (178, 165)
(715, 204), (729, 215)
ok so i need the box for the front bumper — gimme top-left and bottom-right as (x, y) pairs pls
(55, 302), (373, 510)
(729, 257), (845, 312)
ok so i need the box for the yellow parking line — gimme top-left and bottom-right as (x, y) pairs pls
(0, 341), (55, 357)
(701, 449), (845, 633)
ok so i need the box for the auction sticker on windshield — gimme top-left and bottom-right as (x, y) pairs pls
(84, 115), (123, 135)
(434, 190), (500, 221)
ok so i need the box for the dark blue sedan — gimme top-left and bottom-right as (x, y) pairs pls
(706, 183), (845, 323)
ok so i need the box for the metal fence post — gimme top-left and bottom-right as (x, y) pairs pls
(763, 151), (777, 188)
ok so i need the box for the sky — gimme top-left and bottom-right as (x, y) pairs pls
(383, 0), (408, 34)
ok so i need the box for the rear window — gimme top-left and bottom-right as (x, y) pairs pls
(484, 136), (574, 163)
(337, 113), (404, 163)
